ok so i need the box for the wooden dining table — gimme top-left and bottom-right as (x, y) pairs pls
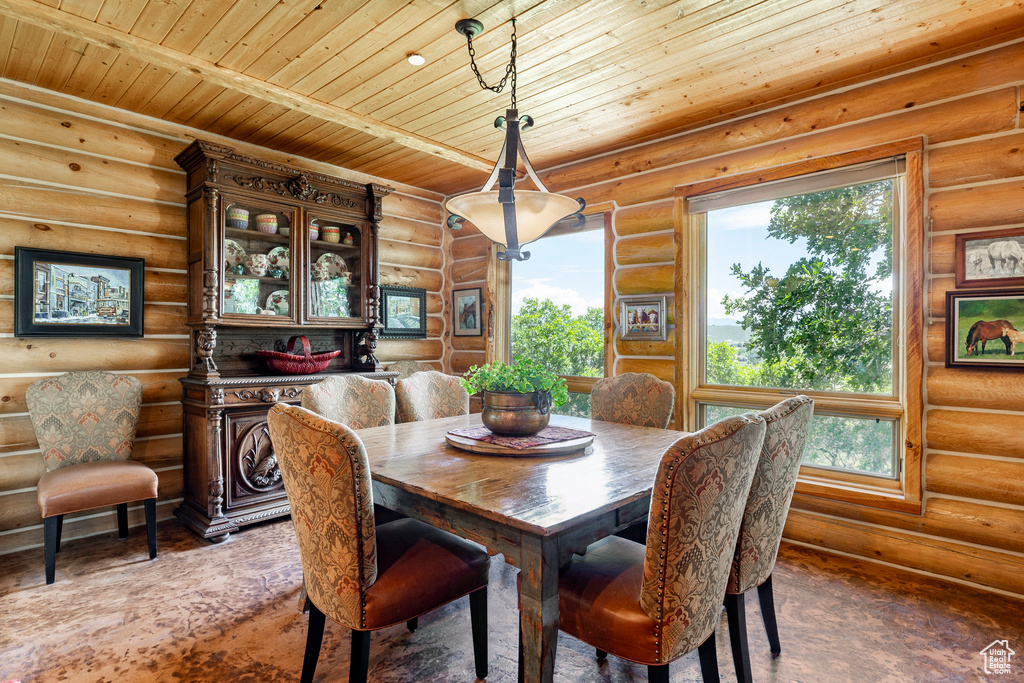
(355, 412), (689, 683)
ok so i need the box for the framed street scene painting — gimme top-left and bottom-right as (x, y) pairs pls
(380, 285), (427, 338)
(453, 287), (482, 337)
(14, 247), (145, 338)
(620, 296), (667, 341)
(946, 289), (1024, 368)
(955, 227), (1024, 289)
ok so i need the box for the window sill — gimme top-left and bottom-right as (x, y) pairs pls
(795, 472), (922, 514)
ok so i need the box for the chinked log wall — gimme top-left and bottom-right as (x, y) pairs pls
(462, 38), (1024, 596)
(0, 78), (449, 555)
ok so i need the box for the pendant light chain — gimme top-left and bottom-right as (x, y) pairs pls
(465, 17), (517, 109)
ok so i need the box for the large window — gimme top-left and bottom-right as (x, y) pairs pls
(509, 217), (608, 417)
(680, 144), (923, 507)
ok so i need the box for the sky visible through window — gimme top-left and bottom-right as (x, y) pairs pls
(511, 230), (604, 316)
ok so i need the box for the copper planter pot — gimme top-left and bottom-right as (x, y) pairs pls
(481, 390), (551, 437)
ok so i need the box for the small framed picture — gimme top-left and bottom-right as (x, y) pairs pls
(14, 247), (144, 338)
(946, 289), (1024, 368)
(955, 228), (1024, 289)
(453, 287), (482, 337)
(620, 296), (667, 341)
(380, 285), (426, 339)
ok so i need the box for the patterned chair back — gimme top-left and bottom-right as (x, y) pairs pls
(640, 414), (766, 661)
(727, 395), (814, 594)
(26, 371), (143, 472)
(591, 372), (675, 428)
(301, 374), (395, 429)
(395, 371), (469, 423)
(267, 404), (378, 628)
(387, 360), (432, 381)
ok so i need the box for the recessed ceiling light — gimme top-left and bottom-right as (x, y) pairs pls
(407, 53), (425, 66)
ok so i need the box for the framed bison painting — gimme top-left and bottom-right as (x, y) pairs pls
(955, 228), (1024, 289)
(946, 290), (1024, 368)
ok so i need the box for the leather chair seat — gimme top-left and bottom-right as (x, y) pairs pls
(558, 536), (663, 666)
(37, 460), (158, 518)
(363, 518), (490, 629)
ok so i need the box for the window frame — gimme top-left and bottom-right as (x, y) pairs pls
(674, 139), (924, 513)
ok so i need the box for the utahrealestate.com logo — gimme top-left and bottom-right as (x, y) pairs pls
(981, 640), (1015, 675)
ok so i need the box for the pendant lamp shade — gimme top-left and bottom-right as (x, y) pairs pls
(445, 190), (583, 247)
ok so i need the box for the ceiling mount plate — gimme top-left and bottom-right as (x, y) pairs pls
(455, 19), (484, 40)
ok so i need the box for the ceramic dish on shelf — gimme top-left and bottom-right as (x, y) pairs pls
(266, 290), (289, 316)
(316, 252), (348, 277)
(225, 239), (246, 268)
(267, 246), (290, 278)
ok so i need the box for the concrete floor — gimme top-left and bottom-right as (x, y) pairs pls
(1, 517), (1021, 682)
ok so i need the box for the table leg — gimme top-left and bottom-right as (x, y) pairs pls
(518, 534), (560, 683)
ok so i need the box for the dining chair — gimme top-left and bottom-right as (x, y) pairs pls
(301, 374), (395, 428)
(556, 414), (766, 683)
(395, 370), (469, 423)
(26, 371), (157, 585)
(591, 372), (675, 428)
(386, 359), (433, 380)
(725, 395), (814, 683)
(267, 404), (490, 683)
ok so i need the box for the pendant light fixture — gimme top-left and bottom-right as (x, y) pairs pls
(444, 18), (586, 261)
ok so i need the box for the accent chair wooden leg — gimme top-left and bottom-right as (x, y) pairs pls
(757, 574), (782, 655)
(697, 631), (720, 683)
(469, 586), (488, 679)
(648, 664), (670, 683)
(349, 628), (371, 683)
(407, 617), (418, 632)
(55, 515), (63, 554)
(43, 516), (59, 585)
(145, 498), (157, 559)
(596, 648), (607, 661)
(301, 604), (326, 683)
(725, 593), (753, 683)
(116, 503), (129, 539)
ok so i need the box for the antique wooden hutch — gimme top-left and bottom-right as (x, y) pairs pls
(174, 141), (395, 541)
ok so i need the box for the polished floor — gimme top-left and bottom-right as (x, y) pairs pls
(1, 518), (1021, 682)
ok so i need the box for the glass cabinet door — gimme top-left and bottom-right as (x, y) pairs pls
(221, 198), (295, 321)
(308, 215), (362, 321)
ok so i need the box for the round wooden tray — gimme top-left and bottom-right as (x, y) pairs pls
(445, 432), (594, 457)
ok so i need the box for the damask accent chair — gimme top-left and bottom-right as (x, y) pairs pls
(556, 414), (767, 683)
(386, 360), (432, 381)
(725, 395), (814, 683)
(300, 374), (395, 429)
(591, 372), (675, 428)
(26, 371), (157, 585)
(267, 404), (490, 683)
(395, 370), (470, 423)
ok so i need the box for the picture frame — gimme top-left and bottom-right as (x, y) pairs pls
(14, 247), (144, 338)
(453, 287), (483, 337)
(620, 296), (667, 341)
(954, 227), (1024, 289)
(945, 289), (1024, 368)
(380, 285), (427, 339)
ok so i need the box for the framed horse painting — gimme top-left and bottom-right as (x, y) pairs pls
(453, 287), (482, 337)
(946, 290), (1024, 368)
(955, 227), (1024, 289)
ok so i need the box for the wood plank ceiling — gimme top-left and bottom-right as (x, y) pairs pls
(0, 0), (1022, 195)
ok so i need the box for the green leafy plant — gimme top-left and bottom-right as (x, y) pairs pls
(460, 356), (569, 407)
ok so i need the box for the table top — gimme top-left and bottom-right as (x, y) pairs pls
(356, 413), (689, 537)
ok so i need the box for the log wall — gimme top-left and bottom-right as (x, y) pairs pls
(458, 39), (1024, 596)
(0, 78), (448, 554)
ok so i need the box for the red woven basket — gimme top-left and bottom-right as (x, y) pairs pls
(257, 335), (340, 374)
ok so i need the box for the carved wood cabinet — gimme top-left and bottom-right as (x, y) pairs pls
(174, 141), (395, 541)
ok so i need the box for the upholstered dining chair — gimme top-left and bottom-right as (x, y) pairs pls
(267, 404), (490, 683)
(301, 374), (395, 428)
(395, 370), (469, 423)
(556, 414), (766, 683)
(26, 370), (157, 585)
(591, 372), (675, 428)
(386, 359), (433, 381)
(725, 395), (814, 683)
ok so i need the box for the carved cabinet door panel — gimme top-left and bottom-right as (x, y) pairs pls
(223, 408), (286, 511)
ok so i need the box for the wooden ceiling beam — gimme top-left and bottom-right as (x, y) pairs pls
(0, 0), (493, 172)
